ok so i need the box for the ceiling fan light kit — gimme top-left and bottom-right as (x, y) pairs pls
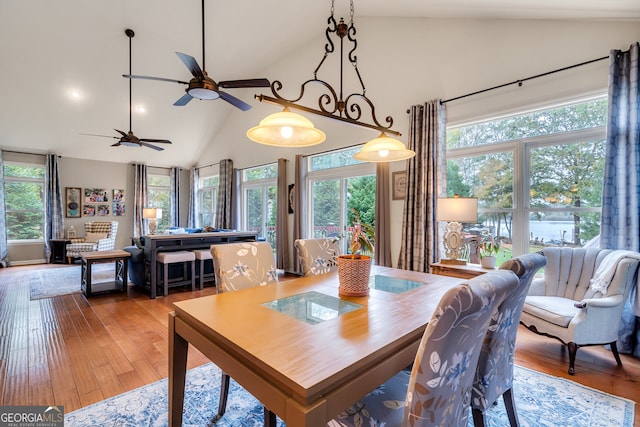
(249, 0), (414, 162)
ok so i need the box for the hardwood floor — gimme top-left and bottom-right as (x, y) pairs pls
(0, 264), (638, 425)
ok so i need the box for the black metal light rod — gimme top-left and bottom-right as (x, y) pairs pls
(255, 94), (403, 137)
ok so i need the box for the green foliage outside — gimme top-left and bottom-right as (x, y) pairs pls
(4, 164), (45, 240)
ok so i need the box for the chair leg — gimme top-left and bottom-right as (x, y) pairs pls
(264, 407), (277, 427)
(471, 407), (486, 427)
(610, 341), (624, 367)
(567, 342), (578, 375)
(190, 260), (195, 291)
(163, 263), (169, 297)
(503, 388), (520, 427)
(214, 372), (230, 422)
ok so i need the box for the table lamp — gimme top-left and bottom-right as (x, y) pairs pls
(436, 195), (478, 265)
(143, 208), (162, 235)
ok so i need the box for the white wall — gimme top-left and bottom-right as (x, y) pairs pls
(196, 17), (640, 267)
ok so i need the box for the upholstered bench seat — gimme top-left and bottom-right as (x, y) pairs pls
(157, 250), (195, 296)
(193, 248), (215, 289)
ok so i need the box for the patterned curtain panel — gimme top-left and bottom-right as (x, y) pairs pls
(397, 100), (447, 273)
(600, 42), (640, 357)
(215, 159), (233, 229)
(0, 152), (8, 267)
(276, 158), (290, 270)
(133, 163), (148, 237)
(293, 154), (308, 274)
(375, 162), (392, 267)
(187, 167), (198, 228)
(44, 154), (64, 261)
(170, 166), (180, 227)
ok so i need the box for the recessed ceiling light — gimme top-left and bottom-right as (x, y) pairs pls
(135, 105), (146, 113)
(69, 89), (82, 100)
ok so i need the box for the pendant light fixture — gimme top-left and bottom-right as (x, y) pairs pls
(248, 0), (415, 162)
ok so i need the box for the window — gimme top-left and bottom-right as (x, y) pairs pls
(307, 146), (376, 255)
(198, 174), (219, 228)
(4, 161), (45, 241)
(445, 97), (607, 258)
(148, 173), (170, 233)
(241, 164), (278, 250)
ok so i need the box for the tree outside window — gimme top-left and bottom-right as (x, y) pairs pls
(4, 162), (45, 240)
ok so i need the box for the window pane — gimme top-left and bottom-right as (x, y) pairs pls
(447, 98), (607, 149)
(309, 147), (363, 171)
(529, 211), (601, 247)
(148, 175), (170, 186)
(446, 152), (513, 209)
(4, 163), (45, 241)
(243, 165), (277, 181)
(312, 179), (341, 238)
(148, 188), (170, 233)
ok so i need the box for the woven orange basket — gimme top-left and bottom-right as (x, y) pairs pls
(336, 255), (372, 297)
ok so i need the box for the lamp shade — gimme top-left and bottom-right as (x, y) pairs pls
(143, 208), (162, 219)
(353, 133), (416, 162)
(246, 108), (326, 147)
(436, 197), (478, 223)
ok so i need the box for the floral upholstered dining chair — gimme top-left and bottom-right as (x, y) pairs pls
(328, 270), (519, 427)
(294, 238), (340, 276)
(471, 252), (546, 427)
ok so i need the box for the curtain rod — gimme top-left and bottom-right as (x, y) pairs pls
(1, 149), (58, 157)
(196, 161), (219, 169)
(439, 55), (609, 105)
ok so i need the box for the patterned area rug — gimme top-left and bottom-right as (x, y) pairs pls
(28, 264), (117, 300)
(65, 363), (634, 427)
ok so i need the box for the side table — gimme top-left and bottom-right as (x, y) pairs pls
(430, 262), (490, 279)
(50, 239), (71, 264)
(81, 250), (131, 297)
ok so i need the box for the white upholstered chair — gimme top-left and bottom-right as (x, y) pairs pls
(210, 241), (277, 426)
(520, 247), (640, 374)
(471, 253), (546, 427)
(328, 270), (519, 427)
(65, 221), (118, 262)
(294, 238), (340, 276)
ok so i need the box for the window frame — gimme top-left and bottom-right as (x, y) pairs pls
(147, 172), (171, 234)
(4, 160), (46, 243)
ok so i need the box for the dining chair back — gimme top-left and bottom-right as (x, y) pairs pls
(210, 241), (278, 293)
(328, 269), (519, 427)
(294, 238), (340, 276)
(471, 252), (546, 427)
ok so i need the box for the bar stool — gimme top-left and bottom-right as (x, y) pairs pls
(192, 248), (215, 289)
(156, 250), (195, 296)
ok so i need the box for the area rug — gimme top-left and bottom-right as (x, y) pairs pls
(29, 264), (116, 300)
(64, 363), (634, 427)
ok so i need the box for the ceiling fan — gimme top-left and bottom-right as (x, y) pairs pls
(123, 0), (270, 110)
(82, 29), (172, 151)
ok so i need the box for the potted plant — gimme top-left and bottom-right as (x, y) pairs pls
(479, 234), (501, 269)
(336, 208), (376, 296)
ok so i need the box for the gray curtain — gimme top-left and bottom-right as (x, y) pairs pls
(276, 158), (290, 270)
(0, 152), (8, 267)
(600, 42), (640, 357)
(397, 100), (447, 272)
(188, 167), (198, 228)
(375, 162), (392, 267)
(215, 159), (233, 229)
(44, 154), (64, 261)
(133, 163), (148, 237)
(170, 167), (180, 227)
(293, 154), (308, 274)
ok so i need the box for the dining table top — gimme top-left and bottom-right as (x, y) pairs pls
(170, 265), (463, 425)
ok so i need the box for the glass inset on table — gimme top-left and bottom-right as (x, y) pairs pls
(262, 291), (363, 325)
(368, 275), (426, 294)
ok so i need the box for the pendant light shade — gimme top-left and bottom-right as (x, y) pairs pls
(247, 108), (326, 147)
(353, 133), (416, 162)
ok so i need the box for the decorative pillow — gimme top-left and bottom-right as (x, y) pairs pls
(84, 232), (107, 243)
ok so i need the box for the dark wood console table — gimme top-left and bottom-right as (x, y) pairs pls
(81, 250), (130, 297)
(142, 231), (258, 298)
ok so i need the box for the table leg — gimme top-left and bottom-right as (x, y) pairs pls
(168, 312), (188, 427)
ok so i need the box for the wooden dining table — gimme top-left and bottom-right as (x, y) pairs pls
(168, 265), (463, 427)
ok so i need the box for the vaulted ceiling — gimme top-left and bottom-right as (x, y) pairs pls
(1, 0), (639, 167)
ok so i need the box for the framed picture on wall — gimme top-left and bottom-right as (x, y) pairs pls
(113, 189), (125, 203)
(392, 171), (407, 200)
(97, 204), (110, 216)
(113, 203), (125, 216)
(65, 187), (81, 218)
(84, 188), (109, 203)
(83, 204), (96, 217)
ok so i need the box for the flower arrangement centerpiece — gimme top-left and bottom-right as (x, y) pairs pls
(337, 208), (376, 296)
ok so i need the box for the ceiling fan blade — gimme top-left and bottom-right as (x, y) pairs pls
(176, 52), (205, 80)
(218, 91), (252, 111)
(80, 133), (118, 139)
(174, 93), (194, 106)
(114, 129), (129, 138)
(111, 142), (122, 147)
(138, 141), (165, 151)
(218, 78), (271, 89)
(139, 138), (172, 144)
(123, 74), (189, 85)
